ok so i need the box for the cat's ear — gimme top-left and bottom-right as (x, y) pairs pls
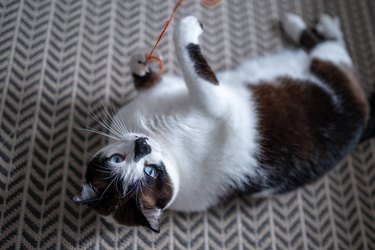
(73, 183), (100, 207)
(138, 194), (162, 233)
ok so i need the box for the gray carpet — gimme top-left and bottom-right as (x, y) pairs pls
(1, 0), (375, 249)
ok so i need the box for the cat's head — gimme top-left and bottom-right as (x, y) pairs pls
(73, 133), (177, 232)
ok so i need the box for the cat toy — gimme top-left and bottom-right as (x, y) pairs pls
(146, 0), (222, 72)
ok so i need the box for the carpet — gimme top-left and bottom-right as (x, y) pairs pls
(1, 0), (375, 249)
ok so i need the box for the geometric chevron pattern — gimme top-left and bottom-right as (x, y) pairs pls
(1, 0), (375, 249)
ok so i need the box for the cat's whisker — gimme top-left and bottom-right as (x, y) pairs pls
(102, 100), (130, 137)
(99, 99), (125, 136)
(88, 109), (112, 133)
(88, 108), (124, 140)
(74, 118), (121, 141)
(74, 126), (121, 141)
(122, 182), (137, 198)
(89, 104), (114, 127)
(113, 114), (129, 136)
(105, 101), (129, 135)
(89, 107), (114, 132)
(99, 177), (117, 200)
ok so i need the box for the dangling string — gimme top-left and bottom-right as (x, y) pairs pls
(146, 0), (185, 72)
(146, 0), (222, 72)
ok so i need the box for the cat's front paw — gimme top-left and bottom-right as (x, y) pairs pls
(174, 16), (203, 47)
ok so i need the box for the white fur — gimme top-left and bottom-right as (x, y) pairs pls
(316, 14), (343, 43)
(311, 41), (352, 66)
(281, 13), (307, 43)
(109, 15), (352, 212)
(174, 16), (226, 117)
(311, 15), (351, 66)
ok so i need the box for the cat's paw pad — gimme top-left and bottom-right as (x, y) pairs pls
(130, 52), (149, 76)
(174, 16), (203, 46)
(281, 13), (307, 43)
(315, 14), (342, 40)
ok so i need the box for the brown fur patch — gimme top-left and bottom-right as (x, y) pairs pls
(186, 43), (219, 85)
(248, 78), (332, 161)
(247, 62), (368, 192)
(132, 70), (161, 90)
(112, 163), (173, 231)
(113, 195), (147, 226)
(310, 59), (369, 122)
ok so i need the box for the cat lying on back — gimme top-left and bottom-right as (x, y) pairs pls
(73, 13), (374, 232)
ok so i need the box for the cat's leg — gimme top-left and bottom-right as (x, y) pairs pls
(308, 15), (368, 115)
(281, 13), (348, 58)
(281, 13), (345, 51)
(281, 13), (325, 51)
(310, 16), (368, 121)
(283, 13), (365, 110)
(130, 52), (162, 90)
(174, 16), (224, 116)
(309, 15), (351, 66)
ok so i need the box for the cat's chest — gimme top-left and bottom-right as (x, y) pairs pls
(117, 76), (190, 129)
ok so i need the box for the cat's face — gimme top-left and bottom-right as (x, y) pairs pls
(73, 133), (174, 232)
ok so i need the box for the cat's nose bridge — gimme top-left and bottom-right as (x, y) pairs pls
(134, 137), (151, 162)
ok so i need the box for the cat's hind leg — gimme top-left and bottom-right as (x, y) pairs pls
(308, 15), (368, 118)
(281, 13), (325, 51)
(281, 13), (350, 64)
(282, 13), (368, 138)
(309, 15), (351, 66)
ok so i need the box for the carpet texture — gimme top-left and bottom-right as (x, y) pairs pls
(1, 0), (375, 249)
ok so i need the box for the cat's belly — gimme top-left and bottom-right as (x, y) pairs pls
(218, 49), (311, 85)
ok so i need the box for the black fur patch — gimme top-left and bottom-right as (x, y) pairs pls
(299, 28), (325, 50)
(132, 70), (161, 90)
(186, 43), (219, 85)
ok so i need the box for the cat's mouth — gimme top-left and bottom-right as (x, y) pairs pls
(134, 137), (151, 162)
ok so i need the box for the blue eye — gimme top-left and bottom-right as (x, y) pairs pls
(110, 154), (124, 163)
(144, 165), (158, 178)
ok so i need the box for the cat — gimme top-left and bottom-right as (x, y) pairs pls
(73, 14), (374, 232)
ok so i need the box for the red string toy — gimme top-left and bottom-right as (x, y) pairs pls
(146, 0), (222, 73)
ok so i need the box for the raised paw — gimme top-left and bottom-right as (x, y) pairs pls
(174, 16), (203, 48)
(315, 15), (342, 40)
(281, 13), (307, 43)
